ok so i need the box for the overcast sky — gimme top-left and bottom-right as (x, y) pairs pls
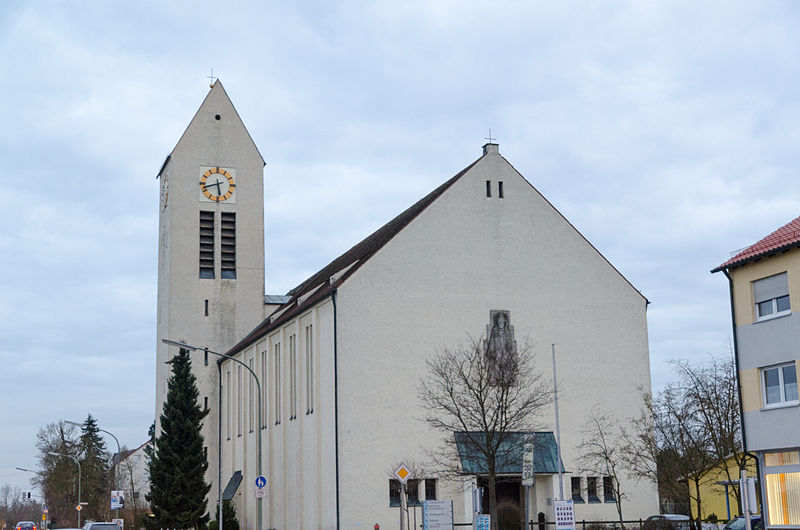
(2, 1), (799, 495)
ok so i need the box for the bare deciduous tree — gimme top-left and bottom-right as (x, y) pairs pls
(419, 338), (550, 530)
(34, 421), (81, 527)
(623, 387), (715, 530)
(576, 407), (629, 527)
(672, 353), (746, 511)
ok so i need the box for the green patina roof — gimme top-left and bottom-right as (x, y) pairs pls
(455, 431), (563, 475)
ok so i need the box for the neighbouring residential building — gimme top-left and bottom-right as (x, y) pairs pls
(713, 217), (800, 529)
(155, 81), (659, 529)
(688, 454), (758, 522)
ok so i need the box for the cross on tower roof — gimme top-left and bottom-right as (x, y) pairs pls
(207, 68), (218, 87)
(484, 128), (497, 144)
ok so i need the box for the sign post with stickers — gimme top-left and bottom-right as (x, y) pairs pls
(255, 475), (267, 499)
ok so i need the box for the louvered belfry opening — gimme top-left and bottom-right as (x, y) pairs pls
(220, 211), (236, 279)
(199, 210), (215, 278)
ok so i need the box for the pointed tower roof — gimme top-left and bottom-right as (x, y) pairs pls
(712, 215), (800, 272)
(157, 80), (264, 177)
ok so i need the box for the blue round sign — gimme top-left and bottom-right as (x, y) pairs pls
(255, 475), (267, 488)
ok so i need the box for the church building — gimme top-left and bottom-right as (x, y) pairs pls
(156, 82), (658, 529)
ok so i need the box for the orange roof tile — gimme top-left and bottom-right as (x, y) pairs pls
(712, 215), (800, 272)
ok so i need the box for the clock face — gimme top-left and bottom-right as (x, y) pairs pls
(199, 167), (236, 203)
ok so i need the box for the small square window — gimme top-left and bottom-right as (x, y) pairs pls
(753, 273), (790, 321)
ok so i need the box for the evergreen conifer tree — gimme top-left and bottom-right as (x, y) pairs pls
(78, 415), (110, 522)
(147, 348), (210, 529)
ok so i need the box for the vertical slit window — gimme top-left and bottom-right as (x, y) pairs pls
(261, 348), (268, 428)
(289, 334), (297, 420)
(305, 324), (314, 414)
(486, 180), (492, 197)
(274, 343), (281, 424)
(220, 211), (236, 279)
(498, 181), (504, 198)
(236, 365), (242, 436)
(199, 211), (215, 278)
(225, 370), (231, 439)
(248, 357), (255, 432)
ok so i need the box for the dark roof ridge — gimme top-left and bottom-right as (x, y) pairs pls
(226, 152), (484, 355)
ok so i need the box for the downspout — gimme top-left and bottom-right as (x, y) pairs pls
(722, 269), (762, 514)
(332, 289), (341, 530)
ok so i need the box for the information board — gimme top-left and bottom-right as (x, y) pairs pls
(476, 513), (491, 530)
(422, 499), (453, 530)
(554, 499), (575, 530)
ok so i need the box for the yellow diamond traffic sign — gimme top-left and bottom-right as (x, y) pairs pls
(393, 462), (411, 484)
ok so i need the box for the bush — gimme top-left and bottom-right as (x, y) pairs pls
(497, 501), (521, 530)
(209, 500), (239, 530)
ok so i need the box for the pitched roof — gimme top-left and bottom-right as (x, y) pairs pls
(225, 154), (482, 355)
(454, 431), (563, 475)
(712, 215), (800, 272)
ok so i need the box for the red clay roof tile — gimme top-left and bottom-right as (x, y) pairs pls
(713, 215), (800, 272)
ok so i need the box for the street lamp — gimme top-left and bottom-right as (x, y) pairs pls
(66, 421), (121, 519)
(48, 452), (81, 528)
(16, 468), (46, 529)
(162, 338), (263, 530)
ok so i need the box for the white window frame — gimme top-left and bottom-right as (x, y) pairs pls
(756, 294), (791, 321)
(761, 362), (799, 408)
(753, 272), (791, 322)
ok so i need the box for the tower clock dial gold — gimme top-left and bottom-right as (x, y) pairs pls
(199, 167), (236, 202)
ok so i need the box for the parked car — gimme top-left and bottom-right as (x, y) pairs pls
(645, 514), (691, 530)
(15, 522), (37, 530)
(82, 523), (120, 530)
(723, 515), (762, 530)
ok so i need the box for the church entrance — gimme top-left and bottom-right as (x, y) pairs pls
(478, 477), (525, 530)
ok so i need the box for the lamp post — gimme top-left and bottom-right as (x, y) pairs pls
(16, 467), (46, 530)
(162, 338), (263, 530)
(48, 452), (81, 528)
(66, 421), (121, 520)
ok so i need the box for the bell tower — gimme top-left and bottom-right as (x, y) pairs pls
(155, 80), (266, 498)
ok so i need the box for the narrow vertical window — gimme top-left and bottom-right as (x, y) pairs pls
(236, 365), (242, 436)
(204, 396), (208, 411)
(220, 212), (236, 279)
(204, 299), (209, 316)
(225, 370), (231, 439)
(289, 334), (297, 419)
(485, 180), (492, 197)
(199, 211), (215, 278)
(305, 324), (314, 414)
(274, 343), (281, 424)
(261, 348), (268, 428)
(498, 181), (504, 198)
(248, 357), (255, 432)
(425, 479), (437, 501)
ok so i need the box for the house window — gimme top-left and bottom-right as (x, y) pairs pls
(754, 272), (790, 321)
(603, 476), (616, 502)
(762, 362), (799, 406)
(764, 451), (800, 526)
(199, 211), (215, 278)
(498, 181), (504, 198)
(220, 212), (236, 279)
(571, 477), (584, 502)
(587, 477), (600, 503)
(486, 180), (492, 197)
(389, 479), (401, 506)
(407, 479), (421, 506)
(425, 479), (437, 501)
